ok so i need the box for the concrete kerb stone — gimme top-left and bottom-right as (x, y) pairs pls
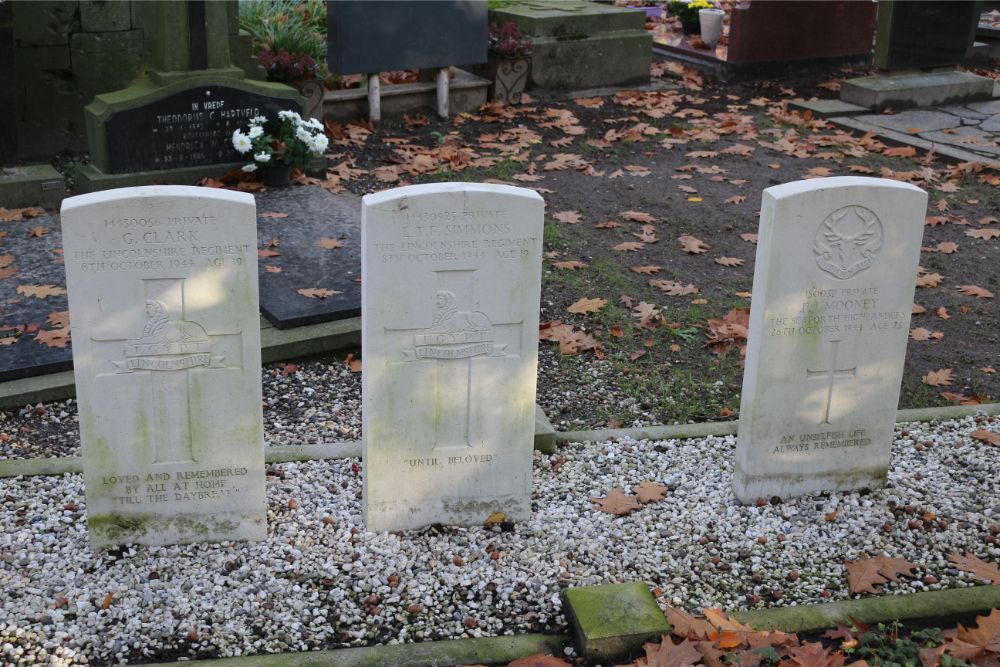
(139, 633), (567, 667)
(3, 403), (996, 479)
(829, 115), (1000, 169)
(733, 586), (1000, 634)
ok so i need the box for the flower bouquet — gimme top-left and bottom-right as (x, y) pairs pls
(232, 110), (328, 186)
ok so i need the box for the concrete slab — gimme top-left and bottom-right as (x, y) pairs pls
(789, 99), (870, 118)
(841, 71), (995, 111)
(829, 116), (1000, 169)
(938, 105), (989, 120)
(854, 109), (962, 133)
(563, 582), (670, 664)
(966, 98), (1000, 114)
(0, 164), (64, 208)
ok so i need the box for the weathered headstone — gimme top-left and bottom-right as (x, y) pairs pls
(734, 177), (927, 502)
(874, 1), (979, 70)
(362, 183), (543, 532)
(61, 186), (265, 548)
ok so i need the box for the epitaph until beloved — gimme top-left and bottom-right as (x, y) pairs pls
(61, 186), (265, 548)
(362, 183), (543, 532)
(734, 177), (927, 502)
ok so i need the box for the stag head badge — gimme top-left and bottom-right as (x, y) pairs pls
(812, 205), (883, 280)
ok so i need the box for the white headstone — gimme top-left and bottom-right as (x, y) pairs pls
(362, 183), (544, 532)
(735, 177), (927, 502)
(61, 186), (265, 548)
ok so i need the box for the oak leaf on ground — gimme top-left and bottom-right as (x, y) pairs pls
(966, 228), (1000, 239)
(740, 233), (758, 244)
(635, 481), (667, 504)
(844, 555), (918, 594)
(949, 552), (1000, 583)
(724, 195), (747, 205)
(552, 260), (587, 270)
(937, 306), (950, 319)
(296, 288), (340, 299)
(631, 265), (662, 275)
(706, 308), (749, 358)
(970, 430), (1000, 448)
(595, 220), (621, 229)
(552, 210), (582, 224)
(591, 487), (641, 516)
(16, 284), (66, 299)
(957, 284), (994, 298)
(46, 311), (69, 329)
(621, 210), (657, 223)
(257, 249), (281, 258)
(635, 636), (703, 667)
(264, 265), (283, 273)
(615, 241), (645, 252)
(315, 237), (345, 250)
(943, 609), (1000, 664)
(35, 328), (70, 348)
(909, 328), (943, 341)
(633, 301), (661, 328)
(649, 280), (699, 296)
(567, 297), (607, 314)
(678, 235), (709, 254)
(714, 257), (745, 267)
(915, 273), (943, 288)
(922, 368), (953, 386)
(258, 211), (289, 219)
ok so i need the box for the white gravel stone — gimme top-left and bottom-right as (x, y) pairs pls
(2, 414), (999, 663)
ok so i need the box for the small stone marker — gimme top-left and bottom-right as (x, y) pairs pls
(362, 183), (543, 532)
(735, 176), (927, 502)
(61, 186), (265, 548)
(563, 583), (670, 663)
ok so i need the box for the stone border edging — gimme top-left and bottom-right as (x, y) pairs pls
(3, 403), (997, 479)
(552, 403), (1000, 444)
(142, 633), (566, 667)
(732, 585), (1000, 634)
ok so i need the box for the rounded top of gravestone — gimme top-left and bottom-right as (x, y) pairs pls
(61, 185), (255, 215)
(764, 176), (925, 202)
(362, 182), (544, 208)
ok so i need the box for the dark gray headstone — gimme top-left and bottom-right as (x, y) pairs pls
(875, 1), (979, 70)
(0, 1), (16, 165)
(327, 0), (487, 75)
(104, 84), (290, 172)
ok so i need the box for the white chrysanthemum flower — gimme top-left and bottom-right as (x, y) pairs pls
(251, 115), (267, 124)
(254, 152), (271, 163)
(306, 117), (323, 131)
(232, 130), (252, 153)
(309, 133), (329, 154)
(278, 110), (302, 123)
(248, 125), (264, 139)
(242, 163), (257, 172)
(295, 126), (312, 144)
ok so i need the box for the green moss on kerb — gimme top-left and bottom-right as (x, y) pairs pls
(89, 513), (153, 540)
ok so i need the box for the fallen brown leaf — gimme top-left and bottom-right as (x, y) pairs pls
(567, 297), (607, 314)
(296, 288), (340, 299)
(922, 368), (953, 386)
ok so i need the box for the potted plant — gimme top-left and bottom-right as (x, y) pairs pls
(487, 21), (532, 105)
(231, 110), (329, 187)
(667, 0), (717, 35)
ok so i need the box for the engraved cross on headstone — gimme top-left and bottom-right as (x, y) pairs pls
(92, 278), (243, 464)
(806, 339), (857, 425)
(385, 269), (523, 450)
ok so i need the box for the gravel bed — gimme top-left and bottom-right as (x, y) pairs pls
(2, 416), (999, 665)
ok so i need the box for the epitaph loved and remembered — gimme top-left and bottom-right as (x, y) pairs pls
(362, 183), (543, 532)
(734, 177), (927, 502)
(61, 186), (266, 548)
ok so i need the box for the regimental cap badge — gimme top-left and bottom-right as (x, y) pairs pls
(813, 205), (883, 280)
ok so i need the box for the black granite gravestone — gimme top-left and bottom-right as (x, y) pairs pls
(327, 0), (487, 74)
(875, 1), (980, 70)
(104, 84), (291, 172)
(0, 1), (16, 165)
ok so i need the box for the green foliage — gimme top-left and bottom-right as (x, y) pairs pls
(238, 0), (326, 62)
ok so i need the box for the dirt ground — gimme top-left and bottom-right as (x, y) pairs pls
(306, 61), (998, 430)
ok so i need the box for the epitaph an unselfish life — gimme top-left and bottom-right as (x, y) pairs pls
(734, 177), (927, 502)
(361, 183), (544, 532)
(61, 186), (266, 548)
